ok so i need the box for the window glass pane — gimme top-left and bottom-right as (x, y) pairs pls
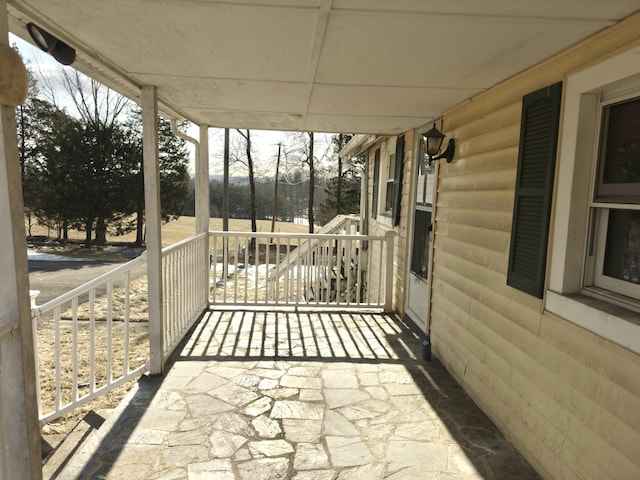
(596, 97), (640, 200)
(385, 181), (394, 211)
(411, 209), (431, 278)
(387, 154), (395, 180)
(603, 209), (640, 283)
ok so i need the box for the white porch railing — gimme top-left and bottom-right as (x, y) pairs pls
(209, 229), (395, 310)
(31, 255), (149, 425)
(29, 220), (393, 426)
(162, 232), (209, 361)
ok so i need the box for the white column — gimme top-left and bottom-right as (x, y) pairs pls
(0, 1), (42, 477)
(196, 125), (209, 235)
(142, 86), (164, 375)
(196, 125), (210, 304)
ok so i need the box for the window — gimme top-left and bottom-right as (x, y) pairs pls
(385, 153), (396, 213)
(371, 136), (404, 226)
(371, 148), (380, 219)
(411, 137), (435, 279)
(547, 45), (640, 355)
(586, 95), (640, 300)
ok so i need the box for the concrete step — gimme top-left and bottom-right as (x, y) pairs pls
(42, 409), (112, 480)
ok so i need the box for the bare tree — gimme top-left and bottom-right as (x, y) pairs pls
(271, 143), (281, 234)
(236, 129), (258, 235)
(307, 132), (315, 233)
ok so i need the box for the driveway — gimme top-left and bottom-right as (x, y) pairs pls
(29, 255), (147, 305)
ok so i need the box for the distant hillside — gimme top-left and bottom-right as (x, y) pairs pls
(209, 175), (273, 185)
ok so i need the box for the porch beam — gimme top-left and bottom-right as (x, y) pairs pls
(142, 86), (164, 375)
(0, 1), (42, 476)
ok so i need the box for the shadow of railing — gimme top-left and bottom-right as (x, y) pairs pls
(178, 310), (422, 363)
(57, 309), (540, 480)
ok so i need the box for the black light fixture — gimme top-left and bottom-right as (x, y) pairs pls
(26, 22), (76, 66)
(422, 123), (455, 164)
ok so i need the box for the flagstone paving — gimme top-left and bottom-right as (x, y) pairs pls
(53, 310), (541, 479)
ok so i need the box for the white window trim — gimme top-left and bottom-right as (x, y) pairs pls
(548, 44), (640, 355)
(373, 137), (396, 226)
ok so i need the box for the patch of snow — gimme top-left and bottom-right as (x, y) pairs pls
(27, 249), (94, 262)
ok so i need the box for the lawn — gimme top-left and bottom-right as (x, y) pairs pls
(28, 216), (310, 248)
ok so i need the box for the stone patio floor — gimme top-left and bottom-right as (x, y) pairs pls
(52, 310), (541, 479)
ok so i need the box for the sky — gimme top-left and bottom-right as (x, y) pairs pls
(10, 34), (338, 178)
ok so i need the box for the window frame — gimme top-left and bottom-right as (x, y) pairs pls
(584, 92), (640, 301)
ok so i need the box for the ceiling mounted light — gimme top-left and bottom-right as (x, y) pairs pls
(422, 123), (455, 165)
(26, 22), (76, 66)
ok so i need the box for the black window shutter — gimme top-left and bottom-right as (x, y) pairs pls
(372, 148), (380, 219)
(392, 135), (405, 226)
(507, 82), (562, 298)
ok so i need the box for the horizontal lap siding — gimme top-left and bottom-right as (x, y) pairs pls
(431, 16), (640, 480)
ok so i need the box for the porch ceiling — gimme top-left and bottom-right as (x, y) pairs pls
(7, 1), (639, 135)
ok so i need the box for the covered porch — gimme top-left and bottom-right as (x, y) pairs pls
(48, 309), (539, 479)
(3, 1), (640, 478)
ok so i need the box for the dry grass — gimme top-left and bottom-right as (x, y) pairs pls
(37, 323), (149, 435)
(37, 276), (150, 434)
(28, 216), (310, 247)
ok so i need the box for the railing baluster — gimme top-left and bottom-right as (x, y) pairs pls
(89, 289), (96, 394)
(124, 272), (130, 375)
(243, 235), (249, 304)
(355, 240), (362, 305)
(210, 235), (218, 303)
(233, 236), (238, 303)
(295, 237), (302, 306)
(345, 238), (352, 306)
(72, 298), (78, 402)
(254, 237), (259, 304)
(54, 306), (61, 411)
(285, 237), (291, 303)
(336, 238), (343, 306)
(107, 280), (113, 385)
(265, 236), (271, 305)
(223, 237), (229, 303)
(378, 237), (384, 306)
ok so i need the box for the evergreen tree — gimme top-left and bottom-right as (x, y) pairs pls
(126, 109), (191, 245)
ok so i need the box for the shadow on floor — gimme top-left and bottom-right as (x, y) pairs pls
(52, 310), (540, 479)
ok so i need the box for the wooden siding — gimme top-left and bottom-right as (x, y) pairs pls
(431, 13), (640, 480)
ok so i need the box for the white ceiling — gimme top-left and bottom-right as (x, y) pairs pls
(7, 0), (640, 134)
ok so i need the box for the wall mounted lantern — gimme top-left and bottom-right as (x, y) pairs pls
(26, 22), (76, 66)
(422, 123), (455, 165)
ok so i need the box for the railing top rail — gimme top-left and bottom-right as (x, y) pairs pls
(33, 253), (147, 315)
(208, 231), (391, 241)
(162, 232), (208, 256)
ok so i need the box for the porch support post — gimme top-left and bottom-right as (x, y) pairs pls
(0, 1), (43, 477)
(197, 125), (210, 304)
(384, 231), (395, 311)
(196, 125), (209, 235)
(142, 86), (164, 375)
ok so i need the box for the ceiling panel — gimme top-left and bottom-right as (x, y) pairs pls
(316, 11), (613, 88)
(8, 0), (640, 134)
